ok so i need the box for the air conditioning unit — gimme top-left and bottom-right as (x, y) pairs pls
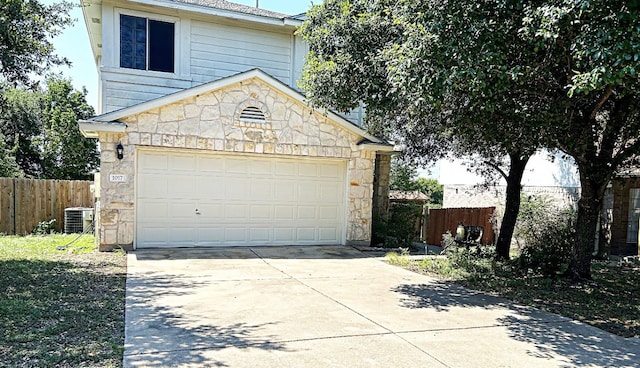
(64, 207), (94, 234)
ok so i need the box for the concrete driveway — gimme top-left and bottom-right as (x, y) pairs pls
(123, 246), (640, 367)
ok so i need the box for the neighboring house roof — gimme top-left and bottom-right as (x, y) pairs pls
(79, 68), (392, 150)
(172, 0), (290, 18)
(617, 168), (640, 177)
(389, 190), (429, 202)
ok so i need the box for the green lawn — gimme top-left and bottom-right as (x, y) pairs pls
(0, 234), (126, 367)
(387, 252), (640, 338)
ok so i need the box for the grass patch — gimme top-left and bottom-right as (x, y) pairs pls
(0, 234), (126, 367)
(387, 250), (640, 339)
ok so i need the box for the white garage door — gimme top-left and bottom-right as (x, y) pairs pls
(136, 150), (347, 248)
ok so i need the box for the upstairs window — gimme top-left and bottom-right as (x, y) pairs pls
(120, 14), (175, 73)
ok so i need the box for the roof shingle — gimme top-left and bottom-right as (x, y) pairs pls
(172, 0), (292, 19)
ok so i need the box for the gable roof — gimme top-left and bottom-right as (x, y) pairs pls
(79, 69), (391, 149)
(172, 0), (290, 18)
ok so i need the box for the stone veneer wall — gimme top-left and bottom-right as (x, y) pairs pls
(372, 153), (392, 218)
(97, 78), (377, 250)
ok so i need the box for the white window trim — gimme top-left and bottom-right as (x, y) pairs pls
(115, 8), (180, 76)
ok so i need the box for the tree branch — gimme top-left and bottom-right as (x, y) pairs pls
(589, 86), (613, 120)
(484, 160), (508, 181)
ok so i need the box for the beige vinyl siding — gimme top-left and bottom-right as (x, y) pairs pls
(102, 70), (195, 112)
(190, 21), (292, 85)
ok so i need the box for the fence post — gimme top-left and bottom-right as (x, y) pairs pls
(12, 178), (16, 235)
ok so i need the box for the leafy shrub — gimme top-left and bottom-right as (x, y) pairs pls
(373, 203), (423, 247)
(32, 219), (56, 235)
(515, 195), (575, 277)
(371, 213), (389, 246)
(387, 202), (423, 246)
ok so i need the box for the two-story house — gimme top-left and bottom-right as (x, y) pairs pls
(79, 0), (393, 251)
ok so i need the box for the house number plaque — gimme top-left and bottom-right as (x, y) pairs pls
(109, 174), (127, 182)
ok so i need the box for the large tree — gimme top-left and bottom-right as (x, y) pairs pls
(300, 0), (640, 278)
(0, 132), (22, 177)
(0, 0), (73, 86)
(0, 84), (44, 176)
(522, 0), (640, 278)
(0, 78), (98, 179)
(299, 0), (551, 259)
(39, 78), (98, 180)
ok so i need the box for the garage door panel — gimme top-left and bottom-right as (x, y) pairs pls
(273, 205), (295, 219)
(197, 227), (224, 242)
(138, 227), (168, 246)
(139, 151), (168, 171)
(249, 228), (270, 242)
(320, 183), (342, 200)
(197, 177), (225, 199)
(319, 228), (339, 242)
(169, 202), (197, 219)
(297, 228), (316, 241)
(137, 151), (346, 247)
(274, 228), (294, 241)
(250, 160), (273, 175)
(319, 206), (339, 220)
(225, 228), (247, 242)
(275, 161), (296, 176)
(198, 156), (225, 172)
(169, 154), (196, 171)
(224, 204), (248, 219)
(226, 158), (249, 174)
(298, 206), (317, 220)
(298, 162), (319, 177)
(226, 181), (250, 199)
(274, 182), (296, 200)
(138, 201), (168, 219)
(170, 228), (198, 243)
(139, 175), (168, 197)
(197, 203), (223, 219)
(250, 180), (273, 198)
(320, 163), (340, 178)
(298, 183), (318, 200)
(250, 205), (271, 219)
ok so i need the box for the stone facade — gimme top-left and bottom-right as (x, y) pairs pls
(96, 77), (379, 250)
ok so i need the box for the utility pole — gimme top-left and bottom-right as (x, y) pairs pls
(255, 0), (259, 8)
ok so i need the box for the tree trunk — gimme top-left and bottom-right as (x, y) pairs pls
(495, 153), (530, 259)
(567, 174), (603, 280)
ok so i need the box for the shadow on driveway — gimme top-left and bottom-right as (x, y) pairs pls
(124, 273), (290, 367)
(392, 280), (640, 367)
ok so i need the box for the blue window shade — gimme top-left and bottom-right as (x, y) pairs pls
(148, 20), (174, 73)
(120, 15), (147, 70)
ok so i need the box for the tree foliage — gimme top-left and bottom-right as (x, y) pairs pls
(299, 0), (545, 259)
(39, 78), (98, 180)
(389, 158), (443, 207)
(0, 78), (98, 179)
(0, 0), (73, 86)
(0, 84), (43, 176)
(300, 0), (640, 279)
(0, 132), (22, 177)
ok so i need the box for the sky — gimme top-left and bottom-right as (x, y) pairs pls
(45, 0), (317, 111)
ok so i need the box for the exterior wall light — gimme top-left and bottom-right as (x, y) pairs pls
(116, 143), (124, 160)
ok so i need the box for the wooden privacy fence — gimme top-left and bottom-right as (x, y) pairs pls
(0, 178), (94, 235)
(426, 207), (496, 246)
